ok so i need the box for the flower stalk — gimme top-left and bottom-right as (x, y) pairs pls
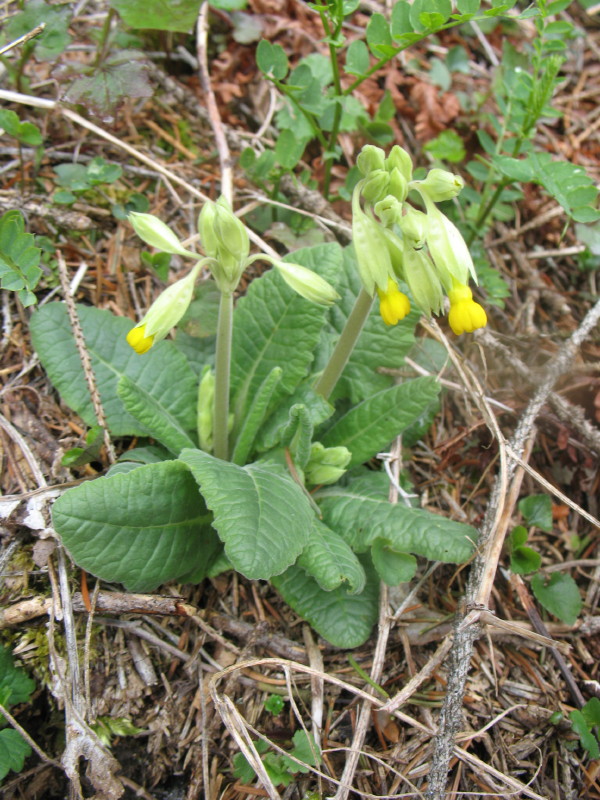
(213, 290), (233, 461)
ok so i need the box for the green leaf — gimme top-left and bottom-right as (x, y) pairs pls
(272, 556), (380, 648)
(423, 130), (466, 163)
(510, 545), (541, 575)
(0, 645), (35, 709)
(456, 0), (480, 12)
(256, 39), (289, 80)
(322, 377), (440, 468)
(391, 1), (413, 37)
(0, 729), (31, 782)
(264, 694), (285, 715)
(531, 573), (582, 626)
(30, 303), (198, 437)
(0, 211), (42, 307)
(230, 244), (341, 433)
(345, 40), (370, 76)
(52, 461), (216, 592)
(275, 129), (306, 170)
(518, 494), (553, 532)
(321, 247), (418, 402)
(0, 110), (43, 146)
(582, 697), (600, 728)
(371, 541), (417, 585)
(283, 730), (321, 772)
(296, 519), (366, 593)
(86, 156), (122, 185)
(6, 0), (71, 60)
(233, 751), (257, 783)
(231, 367), (283, 465)
(318, 474), (477, 564)
(117, 375), (197, 455)
(366, 13), (394, 55)
(61, 425), (105, 467)
(570, 710), (600, 759)
(64, 51), (152, 119)
(491, 155), (535, 182)
(54, 163), (90, 191)
(179, 449), (314, 580)
(109, 0), (202, 31)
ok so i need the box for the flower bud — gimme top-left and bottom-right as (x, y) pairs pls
(360, 170), (390, 205)
(413, 168), (464, 202)
(357, 145), (385, 177)
(129, 212), (196, 258)
(352, 186), (395, 295)
(384, 145), (413, 183)
(198, 197), (249, 292)
(273, 260), (340, 306)
(305, 442), (351, 486)
(374, 195), (403, 227)
(447, 283), (487, 335)
(388, 167), (408, 203)
(126, 262), (201, 354)
(197, 366), (215, 452)
(377, 278), (411, 326)
(399, 207), (428, 248)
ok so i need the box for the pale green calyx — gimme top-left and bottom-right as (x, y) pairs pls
(198, 196), (250, 292)
(352, 184), (395, 295)
(128, 262), (202, 351)
(403, 246), (444, 315)
(399, 206), (428, 248)
(128, 212), (197, 258)
(411, 168), (465, 202)
(271, 259), (340, 306)
(374, 195), (403, 227)
(384, 145), (413, 183)
(360, 170), (390, 205)
(356, 145), (385, 176)
(418, 192), (477, 291)
(305, 442), (351, 486)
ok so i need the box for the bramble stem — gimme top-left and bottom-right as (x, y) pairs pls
(314, 288), (373, 400)
(213, 290), (233, 460)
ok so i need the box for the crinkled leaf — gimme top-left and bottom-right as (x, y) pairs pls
(531, 572), (582, 626)
(296, 519), (366, 593)
(231, 367), (283, 465)
(322, 377), (440, 467)
(179, 449), (313, 580)
(64, 52), (152, 119)
(255, 383), (334, 453)
(117, 375), (196, 455)
(30, 303), (198, 437)
(230, 244), (341, 433)
(318, 475), (477, 563)
(52, 461), (215, 592)
(272, 556), (379, 648)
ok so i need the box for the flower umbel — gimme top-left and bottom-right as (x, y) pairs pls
(447, 284), (487, 335)
(377, 278), (411, 326)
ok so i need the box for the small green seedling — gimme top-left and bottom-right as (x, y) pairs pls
(0, 645), (36, 784)
(233, 730), (321, 788)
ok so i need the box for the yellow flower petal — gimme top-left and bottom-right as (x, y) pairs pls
(126, 324), (154, 354)
(448, 299), (487, 335)
(377, 278), (411, 326)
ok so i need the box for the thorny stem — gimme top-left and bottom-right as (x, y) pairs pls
(213, 290), (233, 460)
(314, 287), (373, 400)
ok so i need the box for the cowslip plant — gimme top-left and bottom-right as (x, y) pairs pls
(32, 146), (480, 648)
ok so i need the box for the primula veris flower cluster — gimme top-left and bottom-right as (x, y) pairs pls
(352, 144), (487, 335)
(125, 200), (339, 354)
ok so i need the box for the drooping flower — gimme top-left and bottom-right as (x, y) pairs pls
(126, 262), (202, 354)
(447, 283), (487, 335)
(128, 212), (197, 258)
(272, 259), (340, 306)
(377, 278), (411, 326)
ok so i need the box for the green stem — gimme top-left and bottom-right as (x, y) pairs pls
(213, 291), (233, 460)
(94, 8), (116, 69)
(314, 288), (373, 400)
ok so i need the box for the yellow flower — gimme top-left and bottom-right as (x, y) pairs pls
(126, 324), (154, 354)
(448, 284), (487, 335)
(377, 278), (411, 326)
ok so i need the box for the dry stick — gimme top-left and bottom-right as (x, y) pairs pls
(425, 297), (600, 800)
(56, 251), (116, 465)
(511, 574), (586, 709)
(196, 1), (233, 204)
